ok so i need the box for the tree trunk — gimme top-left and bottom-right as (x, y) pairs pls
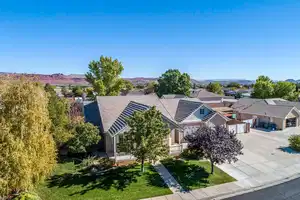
(141, 159), (145, 173)
(210, 158), (214, 174)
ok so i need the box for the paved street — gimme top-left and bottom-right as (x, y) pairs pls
(223, 177), (300, 200)
(217, 128), (300, 188)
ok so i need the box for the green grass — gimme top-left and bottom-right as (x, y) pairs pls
(161, 158), (236, 191)
(36, 161), (172, 200)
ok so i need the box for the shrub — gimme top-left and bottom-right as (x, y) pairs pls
(180, 148), (203, 160)
(12, 192), (41, 200)
(289, 135), (300, 151)
(80, 157), (113, 172)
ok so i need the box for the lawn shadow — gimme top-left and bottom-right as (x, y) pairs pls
(278, 146), (300, 154)
(145, 165), (170, 189)
(161, 159), (209, 191)
(47, 163), (167, 196)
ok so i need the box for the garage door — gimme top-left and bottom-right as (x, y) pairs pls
(286, 118), (297, 128)
(228, 124), (245, 134)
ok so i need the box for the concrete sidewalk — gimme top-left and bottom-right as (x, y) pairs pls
(153, 161), (184, 193)
(142, 173), (300, 200)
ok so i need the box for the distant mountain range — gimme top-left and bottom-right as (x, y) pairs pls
(285, 79), (300, 84)
(0, 72), (256, 86)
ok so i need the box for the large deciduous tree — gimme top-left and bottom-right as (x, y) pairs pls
(118, 107), (170, 172)
(85, 56), (124, 96)
(206, 82), (223, 95)
(252, 75), (274, 99)
(156, 69), (191, 97)
(44, 84), (72, 146)
(185, 125), (243, 174)
(274, 81), (298, 101)
(67, 122), (101, 154)
(0, 79), (56, 197)
(120, 80), (134, 95)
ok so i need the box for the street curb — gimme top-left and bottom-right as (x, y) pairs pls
(212, 173), (300, 200)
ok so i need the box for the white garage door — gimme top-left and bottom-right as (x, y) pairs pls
(228, 124), (245, 134)
(228, 125), (237, 133)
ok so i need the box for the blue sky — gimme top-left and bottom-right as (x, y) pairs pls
(1, 0), (300, 80)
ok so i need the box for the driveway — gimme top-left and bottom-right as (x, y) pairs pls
(218, 127), (300, 188)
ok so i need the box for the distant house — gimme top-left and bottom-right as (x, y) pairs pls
(190, 89), (237, 105)
(232, 98), (300, 130)
(84, 95), (230, 160)
(161, 94), (187, 99)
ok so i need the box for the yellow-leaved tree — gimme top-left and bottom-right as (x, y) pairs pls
(0, 79), (56, 197)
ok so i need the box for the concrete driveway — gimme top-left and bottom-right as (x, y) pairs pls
(218, 127), (300, 188)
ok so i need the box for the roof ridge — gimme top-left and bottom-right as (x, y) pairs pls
(158, 98), (177, 122)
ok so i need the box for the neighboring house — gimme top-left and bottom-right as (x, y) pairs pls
(161, 94), (187, 99)
(190, 89), (236, 104)
(84, 95), (230, 160)
(232, 98), (300, 130)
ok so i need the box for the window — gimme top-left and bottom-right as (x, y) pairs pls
(200, 108), (205, 114)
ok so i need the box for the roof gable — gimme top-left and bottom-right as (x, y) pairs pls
(174, 99), (203, 122)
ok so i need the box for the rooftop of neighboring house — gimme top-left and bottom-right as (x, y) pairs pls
(232, 98), (300, 119)
(161, 94), (187, 99)
(93, 94), (227, 137)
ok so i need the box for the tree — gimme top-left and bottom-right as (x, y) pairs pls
(67, 122), (101, 154)
(0, 79), (56, 197)
(296, 83), (300, 92)
(72, 86), (84, 97)
(118, 107), (170, 172)
(85, 56), (124, 96)
(61, 86), (68, 97)
(274, 81), (297, 100)
(156, 69), (191, 97)
(135, 84), (145, 89)
(227, 82), (241, 89)
(45, 85), (72, 146)
(185, 124), (243, 174)
(252, 75), (274, 99)
(144, 81), (157, 94)
(121, 80), (134, 95)
(206, 82), (223, 95)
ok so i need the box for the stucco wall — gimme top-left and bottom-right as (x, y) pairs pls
(273, 117), (284, 130)
(105, 134), (114, 157)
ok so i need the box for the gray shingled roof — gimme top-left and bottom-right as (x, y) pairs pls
(159, 98), (203, 122)
(191, 89), (223, 98)
(174, 100), (203, 122)
(239, 103), (296, 118)
(161, 94), (187, 99)
(232, 98), (267, 111)
(274, 100), (300, 110)
(232, 98), (300, 118)
(96, 95), (177, 133)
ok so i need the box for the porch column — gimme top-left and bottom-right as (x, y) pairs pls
(113, 136), (117, 163)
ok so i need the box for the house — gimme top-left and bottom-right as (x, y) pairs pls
(161, 94), (187, 99)
(190, 89), (237, 104)
(232, 98), (300, 130)
(84, 95), (230, 160)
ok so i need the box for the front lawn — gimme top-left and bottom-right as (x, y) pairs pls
(37, 161), (172, 200)
(161, 158), (235, 191)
